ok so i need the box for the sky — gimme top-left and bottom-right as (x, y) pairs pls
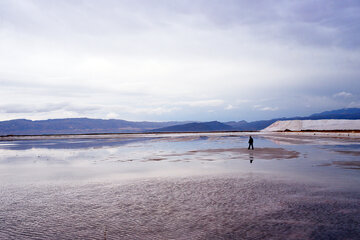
(1, 0), (360, 122)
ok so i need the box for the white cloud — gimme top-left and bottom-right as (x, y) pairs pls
(253, 105), (279, 111)
(225, 104), (234, 110)
(105, 112), (120, 119)
(176, 99), (224, 107)
(129, 107), (180, 115)
(260, 107), (279, 111)
(333, 91), (353, 98)
(348, 101), (360, 108)
(236, 99), (252, 104)
(0, 103), (99, 114)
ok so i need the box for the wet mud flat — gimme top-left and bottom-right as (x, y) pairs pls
(1, 175), (360, 240)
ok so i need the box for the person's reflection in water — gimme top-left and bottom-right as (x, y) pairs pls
(249, 152), (254, 164)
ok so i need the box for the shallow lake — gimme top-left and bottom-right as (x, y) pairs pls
(1, 133), (360, 239)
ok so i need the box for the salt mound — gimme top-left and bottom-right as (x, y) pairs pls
(262, 119), (360, 131)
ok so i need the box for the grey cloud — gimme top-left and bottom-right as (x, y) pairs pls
(0, 103), (67, 114)
(0, 103), (100, 114)
(175, 99), (224, 107)
(282, 1), (360, 48)
(1, 0), (360, 122)
(64, 104), (100, 114)
(0, 78), (147, 98)
(348, 101), (360, 108)
(2, 0), (359, 49)
(188, 0), (360, 48)
(253, 104), (279, 112)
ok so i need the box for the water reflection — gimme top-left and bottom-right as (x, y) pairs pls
(2, 176), (359, 240)
(0, 137), (153, 150)
(1, 133), (360, 239)
(0, 133), (359, 185)
(249, 152), (254, 164)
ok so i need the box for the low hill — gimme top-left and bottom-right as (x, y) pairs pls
(149, 121), (234, 132)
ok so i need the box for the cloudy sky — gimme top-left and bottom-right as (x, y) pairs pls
(1, 0), (360, 122)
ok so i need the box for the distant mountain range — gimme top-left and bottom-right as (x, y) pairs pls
(149, 121), (233, 132)
(0, 118), (188, 135)
(1, 108), (360, 135)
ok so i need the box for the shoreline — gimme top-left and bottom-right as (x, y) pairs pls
(1, 130), (360, 141)
(0, 131), (254, 141)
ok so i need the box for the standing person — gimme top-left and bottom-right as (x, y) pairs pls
(248, 136), (254, 150)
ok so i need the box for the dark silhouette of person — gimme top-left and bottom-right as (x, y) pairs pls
(248, 136), (254, 150)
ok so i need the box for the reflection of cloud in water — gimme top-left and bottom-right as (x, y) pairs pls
(0, 138), (153, 150)
(0, 134), (244, 150)
(333, 150), (360, 156)
(332, 161), (360, 169)
(162, 148), (300, 161)
(319, 161), (360, 170)
(2, 132), (360, 175)
(320, 144), (360, 157)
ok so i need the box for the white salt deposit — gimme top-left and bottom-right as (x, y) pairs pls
(262, 119), (360, 131)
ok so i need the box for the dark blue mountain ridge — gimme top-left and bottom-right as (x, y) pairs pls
(0, 118), (189, 135)
(308, 108), (360, 119)
(149, 121), (234, 132)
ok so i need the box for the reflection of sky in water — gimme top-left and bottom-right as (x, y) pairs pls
(2, 134), (360, 240)
(1, 134), (360, 188)
(0, 137), (152, 150)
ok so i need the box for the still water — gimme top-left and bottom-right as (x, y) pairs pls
(1, 133), (360, 239)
